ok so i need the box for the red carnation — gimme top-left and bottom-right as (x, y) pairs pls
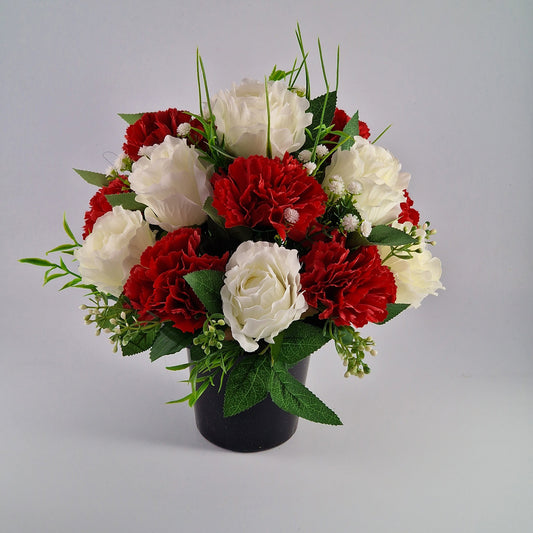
(211, 154), (327, 241)
(123, 228), (228, 333)
(300, 233), (396, 327)
(326, 108), (370, 144)
(398, 189), (420, 226)
(82, 177), (129, 239)
(123, 108), (204, 161)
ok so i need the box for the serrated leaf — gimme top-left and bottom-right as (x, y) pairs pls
(367, 225), (417, 246)
(183, 270), (224, 315)
(19, 257), (55, 267)
(150, 322), (193, 362)
(304, 90), (337, 148)
(121, 326), (160, 356)
(118, 113), (144, 125)
(223, 355), (272, 417)
(276, 321), (330, 366)
(378, 303), (410, 324)
(341, 110), (359, 150)
(105, 192), (146, 211)
(270, 362), (342, 425)
(73, 168), (108, 187)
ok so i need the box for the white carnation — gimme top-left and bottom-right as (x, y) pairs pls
(210, 79), (312, 158)
(221, 241), (308, 352)
(74, 206), (155, 297)
(129, 135), (212, 232)
(323, 136), (410, 225)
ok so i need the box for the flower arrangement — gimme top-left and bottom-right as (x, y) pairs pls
(21, 28), (443, 427)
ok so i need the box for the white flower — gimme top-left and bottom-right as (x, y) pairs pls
(298, 149), (312, 163)
(283, 207), (300, 225)
(303, 161), (316, 175)
(74, 206), (155, 297)
(176, 122), (191, 137)
(326, 175), (345, 196)
(341, 214), (359, 232)
(316, 144), (329, 158)
(323, 136), (410, 225)
(210, 79), (312, 158)
(360, 220), (372, 237)
(378, 224), (444, 308)
(221, 241), (308, 352)
(129, 135), (212, 232)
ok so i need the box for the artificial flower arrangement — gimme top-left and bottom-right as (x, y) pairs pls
(21, 28), (443, 427)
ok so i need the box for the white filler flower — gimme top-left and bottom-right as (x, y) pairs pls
(323, 136), (410, 225)
(74, 206), (155, 297)
(221, 241), (308, 352)
(129, 135), (212, 232)
(211, 79), (312, 158)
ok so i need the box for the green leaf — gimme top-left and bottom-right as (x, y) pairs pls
(276, 321), (330, 366)
(341, 110), (359, 150)
(122, 326), (160, 356)
(270, 362), (342, 425)
(305, 90), (337, 148)
(223, 355), (272, 417)
(46, 243), (77, 254)
(203, 196), (226, 228)
(378, 303), (410, 324)
(73, 168), (108, 187)
(150, 322), (194, 362)
(105, 192), (146, 211)
(19, 257), (55, 267)
(118, 113), (144, 125)
(367, 225), (417, 246)
(183, 270), (225, 315)
(63, 214), (79, 244)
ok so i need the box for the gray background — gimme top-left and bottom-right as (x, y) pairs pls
(2, 0), (531, 531)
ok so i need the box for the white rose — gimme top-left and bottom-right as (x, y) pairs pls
(211, 79), (312, 158)
(129, 135), (212, 232)
(221, 241), (308, 352)
(378, 223), (444, 308)
(323, 136), (410, 226)
(74, 206), (155, 297)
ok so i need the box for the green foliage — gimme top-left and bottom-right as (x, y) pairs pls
(118, 113), (144, 125)
(183, 270), (225, 315)
(270, 361), (342, 425)
(275, 321), (330, 366)
(341, 111), (360, 150)
(121, 325), (160, 356)
(73, 168), (109, 187)
(223, 354), (271, 417)
(105, 192), (146, 211)
(367, 225), (417, 246)
(192, 314), (227, 356)
(378, 303), (410, 324)
(150, 323), (194, 362)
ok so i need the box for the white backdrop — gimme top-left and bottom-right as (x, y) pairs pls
(2, 1), (531, 532)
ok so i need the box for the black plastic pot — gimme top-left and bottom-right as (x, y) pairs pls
(192, 357), (310, 452)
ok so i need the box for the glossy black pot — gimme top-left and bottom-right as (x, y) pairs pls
(192, 357), (310, 452)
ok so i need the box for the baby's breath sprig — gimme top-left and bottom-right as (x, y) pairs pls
(327, 322), (376, 378)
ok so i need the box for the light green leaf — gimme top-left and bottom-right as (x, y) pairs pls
(341, 110), (359, 150)
(105, 192), (146, 211)
(223, 355), (272, 417)
(378, 303), (410, 324)
(270, 362), (342, 425)
(73, 168), (108, 187)
(367, 225), (417, 246)
(19, 257), (55, 267)
(150, 322), (194, 362)
(276, 321), (330, 366)
(183, 270), (225, 315)
(118, 113), (144, 125)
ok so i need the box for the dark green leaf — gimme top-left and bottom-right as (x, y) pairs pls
(203, 196), (226, 228)
(19, 257), (55, 267)
(105, 192), (146, 211)
(118, 113), (144, 125)
(73, 168), (108, 187)
(183, 270), (225, 315)
(276, 321), (330, 366)
(341, 110), (359, 150)
(304, 90), (337, 148)
(378, 303), (410, 324)
(367, 225), (417, 246)
(223, 354), (272, 417)
(122, 326), (160, 356)
(150, 322), (193, 362)
(270, 362), (342, 425)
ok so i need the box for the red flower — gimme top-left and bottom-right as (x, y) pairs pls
(123, 228), (228, 333)
(122, 108), (204, 161)
(300, 234), (396, 327)
(398, 189), (420, 226)
(211, 154), (327, 241)
(82, 177), (129, 239)
(326, 108), (370, 144)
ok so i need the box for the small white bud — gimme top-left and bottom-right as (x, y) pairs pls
(138, 145), (155, 158)
(177, 122), (191, 137)
(346, 180), (362, 195)
(341, 214), (358, 233)
(360, 220), (372, 238)
(283, 207), (300, 225)
(326, 175), (345, 196)
(298, 149), (312, 163)
(79, 304), (87, 310)
(303, 162), (316, 175)
(120, 311), (127, 320)
(370, 349), (377, 356)
(315, 144), (329, 158)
